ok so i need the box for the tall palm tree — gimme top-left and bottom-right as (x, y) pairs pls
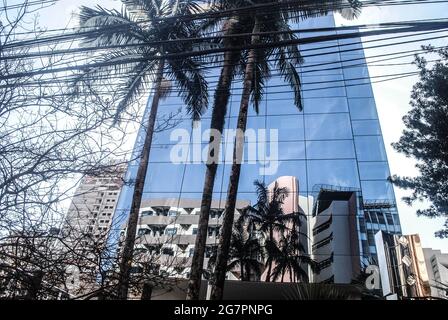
(211, 0), (362, 300)
(77, 0), (208, 299)
(186, 14), (245, 300)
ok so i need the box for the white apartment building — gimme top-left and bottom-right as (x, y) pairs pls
(423, 248), (448, 299)
(124, 198), (250, 279)
(309, 189), (361, 284)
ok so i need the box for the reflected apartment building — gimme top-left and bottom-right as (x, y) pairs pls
(111, 14), (402, 284)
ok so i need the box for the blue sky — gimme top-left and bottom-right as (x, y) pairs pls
(27, 0), (448, 252)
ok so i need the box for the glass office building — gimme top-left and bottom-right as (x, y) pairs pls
(112, 14), (402, 267)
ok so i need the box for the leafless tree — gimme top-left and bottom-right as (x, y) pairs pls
(0, 1), (187, 299)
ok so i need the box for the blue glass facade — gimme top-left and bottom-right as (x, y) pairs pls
(112, 14), (401, 265)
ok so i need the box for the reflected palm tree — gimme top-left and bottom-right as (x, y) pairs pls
(269, 236), (317, 283)
(206, 222), (264, 282)
(211, 0), (361, 300)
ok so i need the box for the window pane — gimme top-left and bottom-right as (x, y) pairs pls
(302, 74), (346, 98)
(303, 97), (348, 114)
(346, 83), (373, 98)
(144, 163), (184, 193)
(306, 140), (355, 159)
(307, 159), (360, 191)
(359, 162), (390, 180)
(355, 136), (387, 161)
(267, 160), (308, 192)
(352, 120), (382, 135)
(348, 98), (378, 120)
(278, 141), (306, 160)
(267, 115), (304, 142)
(361, 180), (395, 201)
(305, 113), (352, 140)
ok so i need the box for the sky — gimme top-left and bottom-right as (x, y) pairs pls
(16, 0), (448, 252)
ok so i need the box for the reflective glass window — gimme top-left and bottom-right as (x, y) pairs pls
(303, 97), (348, 114)
(267, 115), (304, 142)
(306, 140), (355, 159)
(278, 141), (306, 160)
(144, 163), (184, 193)
(355, 136), (387, 161)
(342, 65), (370, 84)
(359, 162), (390, 180)
(270, 160), (308, 192)
(305, 113), (352, 140)
(307, 159), (360, 190)
(348, 98), (378, 120)
(352, 120), (382, 135)
(361, 180), (395, 201)
(345, 83), (374, 98)
(302, 75), (346, 98)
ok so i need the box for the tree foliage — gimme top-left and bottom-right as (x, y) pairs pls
(391, 46), (448, 238)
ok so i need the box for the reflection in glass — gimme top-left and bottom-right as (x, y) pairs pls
(355, 136), (387, 161)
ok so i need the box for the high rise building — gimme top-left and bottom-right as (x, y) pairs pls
(64, 167), (125, 245)
(111, 14), (402, 282)
(62, 164), (125, 294)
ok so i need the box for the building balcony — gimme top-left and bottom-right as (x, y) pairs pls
(140, 215), (175, 225)
(137, 234), (197, 245)
(313, 227), (332, 244)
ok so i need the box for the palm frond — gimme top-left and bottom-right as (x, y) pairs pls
(78, 5), (147, 45)
(277, 56), (303, 110)
(167, 57), (209, 121)
(338, 0), (362, 20)
(113, 59), (158, 124)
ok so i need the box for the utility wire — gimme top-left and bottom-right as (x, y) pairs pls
(2, 27), (445, 82)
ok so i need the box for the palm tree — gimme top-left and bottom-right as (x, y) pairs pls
(77, 0), (208, 299)
(186, 14), (244, 300)
(234, 180), (304, 282)
(269, 236), (316, 283)
(228, 222), (264, 281)
(206, 222), (263, 282)
(211, 0), (362, 300)
(283, 283), (360, 300)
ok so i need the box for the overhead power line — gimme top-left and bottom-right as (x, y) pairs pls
(2, 24), (446, 82)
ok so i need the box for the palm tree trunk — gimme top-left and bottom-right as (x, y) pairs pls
(141, 282), (153, 300)
(186, 45), (239, 300)
(245, 264), (250, 281)
(266, 226), (274, 282)
(210, 18), (261, 301)
(117, 59), (165, 300)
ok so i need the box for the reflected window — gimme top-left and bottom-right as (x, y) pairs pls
(305, 113), (352, 140)
(303, 97), (348, 114)
(307, 159), (360, 190)
(267, 115), (304, 142)
(346, 84), (373, 98)
(361, 180), (395, 201)
(307, 140), (355, 159)
(348, 98), (377, 120)
(359, 162), (390, 180)
(355, 136), (387, 161)
(352, 120), (382, 135)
